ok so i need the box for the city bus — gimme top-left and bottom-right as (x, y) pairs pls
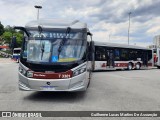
(93, 41), (153, 71)
(153, 48), (160, 69)
(12, 48), (21, 62)
(14, 19), (93, 91)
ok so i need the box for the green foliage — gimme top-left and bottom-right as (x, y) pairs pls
(0, 22), (5, 36)
(1, 25), (23, 48)
(13, 32), (23, 47)
(2, 31), (12, 44)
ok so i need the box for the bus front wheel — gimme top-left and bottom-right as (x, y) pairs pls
(87, 79), (90, 88)
(87, 72), (91, 88)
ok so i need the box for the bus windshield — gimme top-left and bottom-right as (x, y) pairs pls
(13, 50), (21, 54)
(23, 29), (87, 63)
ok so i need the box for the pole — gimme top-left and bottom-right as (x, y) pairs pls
(128, 12), (131, 45)
(34, 5), (42, 20)
(37, 9), (39, 20)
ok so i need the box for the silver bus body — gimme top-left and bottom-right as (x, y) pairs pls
(17, 19), (93, 91)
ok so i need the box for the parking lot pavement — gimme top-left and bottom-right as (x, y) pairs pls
(0, 58), (16, 64)
(0, 62), (160, 120)
(0, 58), (14, 64)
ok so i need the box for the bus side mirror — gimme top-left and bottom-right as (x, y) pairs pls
(87, 42), (94, 61)
(87, 32), (92, 36)
(13, 26), (30, 37)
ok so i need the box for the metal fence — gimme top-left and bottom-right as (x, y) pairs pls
(0, 51), (12, 58)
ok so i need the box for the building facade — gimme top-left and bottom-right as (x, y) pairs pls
(153, 35), (160, 47)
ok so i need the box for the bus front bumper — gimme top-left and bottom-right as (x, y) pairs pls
(18, 72), (88, 92)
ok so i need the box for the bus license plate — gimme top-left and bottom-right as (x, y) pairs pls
(41, 86), (55, 90)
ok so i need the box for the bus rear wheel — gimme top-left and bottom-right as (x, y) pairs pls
(157, 66), (160, 69)
(128, 63), (133, 70)
(136, 63), (141, 70)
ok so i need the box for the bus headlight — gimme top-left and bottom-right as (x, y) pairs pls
(73, 65), (86, 77)
(19, 66), (23, 73)
(27, 71), (33, 78)
(19, 66), (26, 76)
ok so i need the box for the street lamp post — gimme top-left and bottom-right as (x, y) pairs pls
(128, 12), (132, 45)
(34, 5), (42, 20)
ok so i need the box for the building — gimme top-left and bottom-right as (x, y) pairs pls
(148, 44), (157, 49)
(0, 45), (9, 50)
(153, 35), (160, 47)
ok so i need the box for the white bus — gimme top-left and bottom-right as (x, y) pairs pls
(153, 48), (160, 69)
(12, 48), (21, 62)
(93, 41), (153, 71)
(14, 19), (93, 91)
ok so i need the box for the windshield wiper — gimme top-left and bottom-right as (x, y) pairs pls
(57, 27), (71, 59)
(57, 20), (79, 60)
(41, 42), (45, 60)
(38, 25), (45, 60)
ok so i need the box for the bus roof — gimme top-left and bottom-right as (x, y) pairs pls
(13, 48), (21, 50)
(94, 41), (151, 50)
(25, 19), (87, 29)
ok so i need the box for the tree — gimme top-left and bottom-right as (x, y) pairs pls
(2, 31), (23, 47)
(1, 25), (23, 48)
(4, 25), (15, 33)
(0, 22), (5, 36)
(2, 31), (12, 44)
(13, 32), (23, 47)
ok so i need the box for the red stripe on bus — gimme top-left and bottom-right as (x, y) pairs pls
(148, 63), (152, 66)
(102, 63), (106, 67)
(115, 63), (128, 67)
(33, 70), (73, 79)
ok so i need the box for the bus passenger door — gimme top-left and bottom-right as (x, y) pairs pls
(106, 50), (114, 68)
(156, 48), (160, 68)
(142, 51), (148, 67)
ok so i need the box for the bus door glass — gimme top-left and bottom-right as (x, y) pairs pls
(142, 50), (148, 66)
(153, 49), (157, 65)
(159, 49), (160, 64)
(106, 48), (114, 67)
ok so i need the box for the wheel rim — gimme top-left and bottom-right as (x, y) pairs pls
(128, 64), (132, 70)
(136, 64), (140, 69)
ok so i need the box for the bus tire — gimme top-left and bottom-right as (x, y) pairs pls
(157, 66), (160, 69)
(136, 62), (141, 70)
(128, 62), (133, 70)
(87, 79), (90, 88)
(87, 71), (91, 88)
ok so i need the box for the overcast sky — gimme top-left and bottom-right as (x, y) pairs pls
(0, 0), (160, 46)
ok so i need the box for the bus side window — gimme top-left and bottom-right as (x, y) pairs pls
(95, 46), (106, 61)
(129, 49), (136, 60)
(121, 49), (128, 61)
(115, 49), (120, 60)
(148, 50), (152, 61)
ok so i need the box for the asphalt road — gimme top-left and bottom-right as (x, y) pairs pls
(0, 58), (160, 120)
